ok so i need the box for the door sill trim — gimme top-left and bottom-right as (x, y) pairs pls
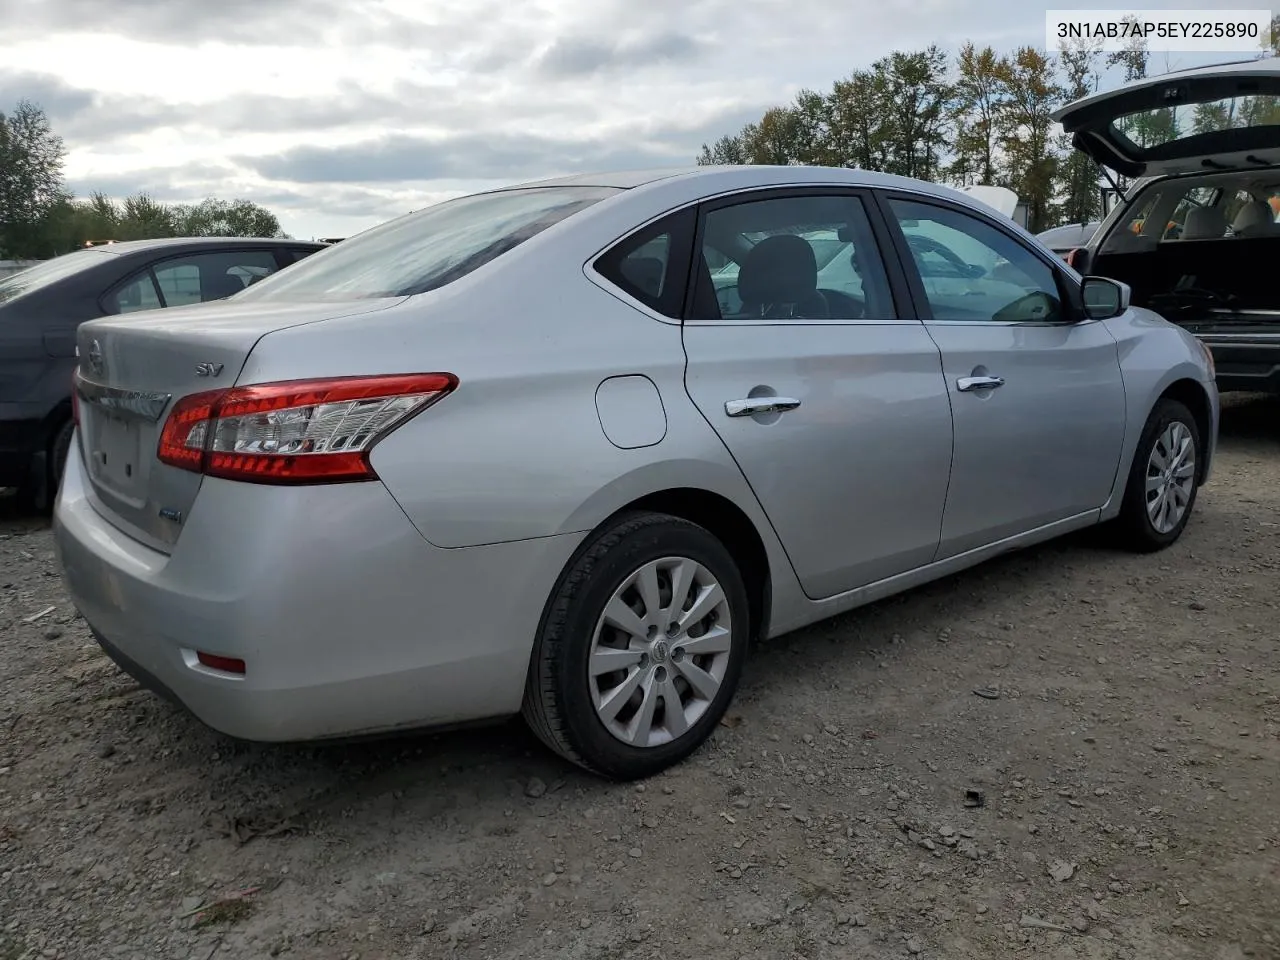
(770, 509), (1101, 636)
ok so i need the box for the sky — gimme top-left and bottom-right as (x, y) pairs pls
(0, 0), (1246, 240)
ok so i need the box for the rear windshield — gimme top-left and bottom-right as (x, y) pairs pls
(1114, 92), (1280, 150)
(0, 249), (112, 305)
(235, 185), (620, 303)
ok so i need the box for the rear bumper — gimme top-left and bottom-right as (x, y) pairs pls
(53, 442), (584, 742)
(1202, 339), (1280, 394)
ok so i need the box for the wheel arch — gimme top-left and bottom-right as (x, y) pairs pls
(619, 488), (772, 646)
(1156, 377), (1213, 484)
(550, 482), (775, 648)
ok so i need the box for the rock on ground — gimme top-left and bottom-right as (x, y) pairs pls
(0, 394), (1277, 959)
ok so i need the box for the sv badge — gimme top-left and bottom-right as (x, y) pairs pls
(195, 362), (224, 378)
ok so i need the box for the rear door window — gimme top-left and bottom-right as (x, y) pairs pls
(689, 192), (895, 322)
(152, 250), (281, 305)
(108, 271), (163, 314)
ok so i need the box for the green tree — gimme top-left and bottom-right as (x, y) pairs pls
(0, 100), (70, 259)
(171, 197), (284, 237)
(697, 134), (748, 165)
(875, 47), (951, 180)
(828, 69), (891, 171)
(994, 46), (1064, 233)
(697, 48), (953, 175)
(1055, 38), (1104, 225)
(948, 43), (1006, 186)
(117, 194), (179, 240)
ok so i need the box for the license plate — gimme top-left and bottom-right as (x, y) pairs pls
(89, 411), (142, 494)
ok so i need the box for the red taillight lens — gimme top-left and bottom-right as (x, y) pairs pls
(157, 373), (457, 484)
(196, 651), (246, 675)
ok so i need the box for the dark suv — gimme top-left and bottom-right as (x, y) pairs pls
(1055, 57), (1280, 395)
(0, 236), (326, 507)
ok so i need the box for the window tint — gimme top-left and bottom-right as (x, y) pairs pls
(692, 193), (893, 322)
(283, 247), (319, 265)
(593, 209), (693, 319)
(109, 272), (163, 314)
(888, 199), (1063, 324)
(154, 263), (202, 307)
(153, 250), (280, 306)
(235, 186), (619, 303)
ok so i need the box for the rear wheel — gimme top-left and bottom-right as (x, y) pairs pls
(49, 419), (74, 497)
(523, 512), (749, 780)
(14, 419), (73, 514)
(1115, 398), (1201, 552)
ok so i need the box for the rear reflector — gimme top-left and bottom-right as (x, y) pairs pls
(196, 651), (246, 675)
(157, 373), (457, 484)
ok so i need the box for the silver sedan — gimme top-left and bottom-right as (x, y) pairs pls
(53, 165), (1219, 780)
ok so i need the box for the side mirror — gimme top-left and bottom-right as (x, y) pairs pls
(1081, 276), (1130, 320)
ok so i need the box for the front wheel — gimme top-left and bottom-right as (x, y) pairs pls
(1115, 398), (1202, 552)
(523, 512), (750, 780)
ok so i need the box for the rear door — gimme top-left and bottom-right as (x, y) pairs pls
(878, 192), (1127, 558)
(678, 188), (954, 600)
(1053, 58), (1280, 177)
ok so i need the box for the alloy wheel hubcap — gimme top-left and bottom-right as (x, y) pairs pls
(588, 556), (733, 748)
(1145, 420), (1195, 534)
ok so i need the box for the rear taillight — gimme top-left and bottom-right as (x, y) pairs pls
(157, 373), (457, 484)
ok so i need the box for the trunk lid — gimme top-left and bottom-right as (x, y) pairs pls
(72, 298), (401, 552)
(1053, 57), (1280, 178)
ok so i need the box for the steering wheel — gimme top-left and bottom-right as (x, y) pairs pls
(905, 234), (974, 277)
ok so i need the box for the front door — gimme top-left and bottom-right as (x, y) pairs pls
(680, 189), (955, 600)
(881, 194), (1127, 559)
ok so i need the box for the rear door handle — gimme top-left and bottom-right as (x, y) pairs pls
(956, 375), (1005, 392)
(725, 397), (802, 417)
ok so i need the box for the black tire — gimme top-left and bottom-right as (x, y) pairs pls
(522, 511), (750, 780)
(1115, 398), (1202, 552)
(48, 419), (75, 499)
(13, 418), (73, 516)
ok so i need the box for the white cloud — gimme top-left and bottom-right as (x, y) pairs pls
(0, 0), (1239, 240)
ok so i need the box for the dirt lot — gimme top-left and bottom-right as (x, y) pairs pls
(1, 395), (1277, 960)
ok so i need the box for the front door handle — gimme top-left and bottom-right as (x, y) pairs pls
(956, 375), (1005, 392)
(725, 397), (802, 417)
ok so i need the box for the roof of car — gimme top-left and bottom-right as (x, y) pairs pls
(497, 165), (1001, 215)
(500, 168), (705, 190)
(87, 236), (325, 255)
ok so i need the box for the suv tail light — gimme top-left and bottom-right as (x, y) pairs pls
(157, 373), (457, 484)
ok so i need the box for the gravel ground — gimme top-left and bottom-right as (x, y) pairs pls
(1, 394), (1277, 960)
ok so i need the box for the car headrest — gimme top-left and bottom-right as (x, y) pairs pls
(738, 234), (818, 306)
(1180, 206), (1227, 240)
(202, 272), (247, 301)
(1232, 200), (1276, 237)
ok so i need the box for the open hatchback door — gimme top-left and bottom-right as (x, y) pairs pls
(1053, 57), (1280, 178)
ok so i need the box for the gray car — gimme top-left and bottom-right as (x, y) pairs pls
(53, 166), (1219, 780)
(1055, 56), (1280, 394)
(0, 237), (325, 509)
